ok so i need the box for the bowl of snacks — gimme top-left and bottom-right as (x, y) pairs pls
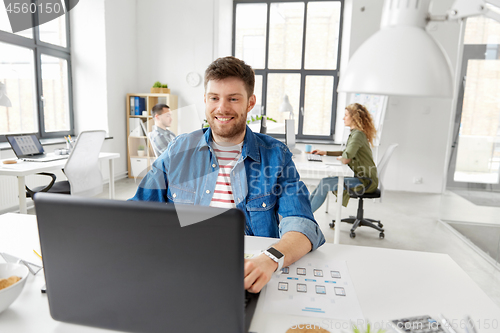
(0, 262), (29, 314)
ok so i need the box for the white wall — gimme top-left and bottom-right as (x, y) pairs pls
(136, 0), (219, 129)
(339, 0), (461, 193)
(70, 0), (138, 179)
(102, 0), (139, 178)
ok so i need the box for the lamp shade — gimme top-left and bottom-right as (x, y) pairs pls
(338, 0), (453, 97)
(0, 82), (11, 107)
(279, 94), (293, 113)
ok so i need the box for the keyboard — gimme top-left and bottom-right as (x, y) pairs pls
(391, 315), (446, 333)
(244, 291), (260, 332)
(307, 154), (323, 162)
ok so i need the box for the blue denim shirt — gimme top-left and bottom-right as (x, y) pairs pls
(130, 126), (325, 251)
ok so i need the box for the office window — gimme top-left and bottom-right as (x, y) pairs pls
(0, 4), (73, 142)
(233, 0), (343, 140)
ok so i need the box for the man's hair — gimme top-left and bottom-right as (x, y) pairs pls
(204, 56), (255, 98)
(152, 103), (170, 117)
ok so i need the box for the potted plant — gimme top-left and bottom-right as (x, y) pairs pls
(137, 145), (145, 157)
(246, 115), (277, 125)
(151, 81), (162, 93)
(160, 83), (170, 94)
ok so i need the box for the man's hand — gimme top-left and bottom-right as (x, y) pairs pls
(244, 232), (313, 293)
(244, 254), (278, 293)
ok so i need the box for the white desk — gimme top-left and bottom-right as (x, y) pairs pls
(0, 152), (120, 214)
(1, 213), (498, 333)
(293, 152), (354, 244)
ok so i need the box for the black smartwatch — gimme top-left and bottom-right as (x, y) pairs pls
(263, 247), (285, 272)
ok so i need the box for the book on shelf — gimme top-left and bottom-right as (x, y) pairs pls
(129, 118), (144, 137)
(129, 96), (135, 116)
(140, 120), (148, 136)
(139, 97), (146, 115)
(134, 96), (140, 116)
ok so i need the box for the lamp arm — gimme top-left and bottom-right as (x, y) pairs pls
(447, 0), (500, 22)
(484, 8), (500, 22)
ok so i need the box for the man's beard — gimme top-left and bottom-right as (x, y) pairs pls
(208, 113), (247, 141)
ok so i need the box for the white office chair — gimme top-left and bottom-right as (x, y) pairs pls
(26, 130), (106, 198)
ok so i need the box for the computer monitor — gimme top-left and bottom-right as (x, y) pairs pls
(285, 119), (301, 155)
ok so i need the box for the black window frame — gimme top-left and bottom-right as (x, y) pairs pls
(232, 0), (344, 141)
(0, 3), (74, 143)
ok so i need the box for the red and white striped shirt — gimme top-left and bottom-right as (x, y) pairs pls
(209, 141), (243, 209)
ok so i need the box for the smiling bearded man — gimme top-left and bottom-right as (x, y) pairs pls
(130, 56), (325, 294)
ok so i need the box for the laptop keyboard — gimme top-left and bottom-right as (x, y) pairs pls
(245, 290), (259, 308)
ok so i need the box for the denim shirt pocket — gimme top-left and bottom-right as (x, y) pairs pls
(245, 193), (278, 237)
(167, 185), (196, 204)
(246, 193), (276, 212)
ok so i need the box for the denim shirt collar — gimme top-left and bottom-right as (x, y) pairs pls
(197, 126), (261, 163)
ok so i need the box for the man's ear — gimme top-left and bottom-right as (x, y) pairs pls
(247, 94), (256, 112)
(204, 94), (206, 104)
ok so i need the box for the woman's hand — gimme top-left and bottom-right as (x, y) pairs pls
(337, 156), (351, 164)
(311, 149), (326, 156)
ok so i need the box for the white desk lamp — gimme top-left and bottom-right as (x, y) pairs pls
(279, 94), (294, 119)
(0, 82), (12, 107)
(337, 0), (500, 97)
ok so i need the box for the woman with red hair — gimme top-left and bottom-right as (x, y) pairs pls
(309, 103), (379, 212)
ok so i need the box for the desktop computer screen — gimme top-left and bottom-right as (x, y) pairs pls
(285, 119), (300, 154)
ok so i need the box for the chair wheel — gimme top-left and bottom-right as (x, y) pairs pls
(329, 222), (335, 229)
(379, 232), (385, 239)
(378, 223), (383, 228)
(350, 232), (356, 238)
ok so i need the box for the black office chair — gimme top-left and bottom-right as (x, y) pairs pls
(329, 144), (398, 239)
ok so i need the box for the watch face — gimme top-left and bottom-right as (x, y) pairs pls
(267, 247), (283, 259)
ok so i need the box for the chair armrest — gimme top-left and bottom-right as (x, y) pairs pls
(25, 172), (57, 197)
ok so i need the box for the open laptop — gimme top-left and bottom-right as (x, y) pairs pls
(6, 134), (69, 162)
(34, 193), (259, 333)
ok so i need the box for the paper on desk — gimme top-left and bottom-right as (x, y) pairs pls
(263, 259), (364, 321)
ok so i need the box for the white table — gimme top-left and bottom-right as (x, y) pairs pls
(1, 213), (498, 333)
(0, 152), (120, 214)
(293, 152), (354, 244)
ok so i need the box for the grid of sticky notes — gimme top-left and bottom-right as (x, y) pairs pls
(277, 267), (346, 296)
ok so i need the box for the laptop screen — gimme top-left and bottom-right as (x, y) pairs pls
(6, 134), (45, 157)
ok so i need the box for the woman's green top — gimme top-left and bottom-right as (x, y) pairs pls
(326, 129), (378, 206)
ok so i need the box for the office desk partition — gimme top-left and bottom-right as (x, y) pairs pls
(293, 152), (354, 244)
(1, 213), (498, 333)
(0, 152), (119, 214)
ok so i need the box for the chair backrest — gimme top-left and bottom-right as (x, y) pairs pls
(147, 132), (159, 158)
(377, 143), (398, 196)
(64, 130), (106, 196)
